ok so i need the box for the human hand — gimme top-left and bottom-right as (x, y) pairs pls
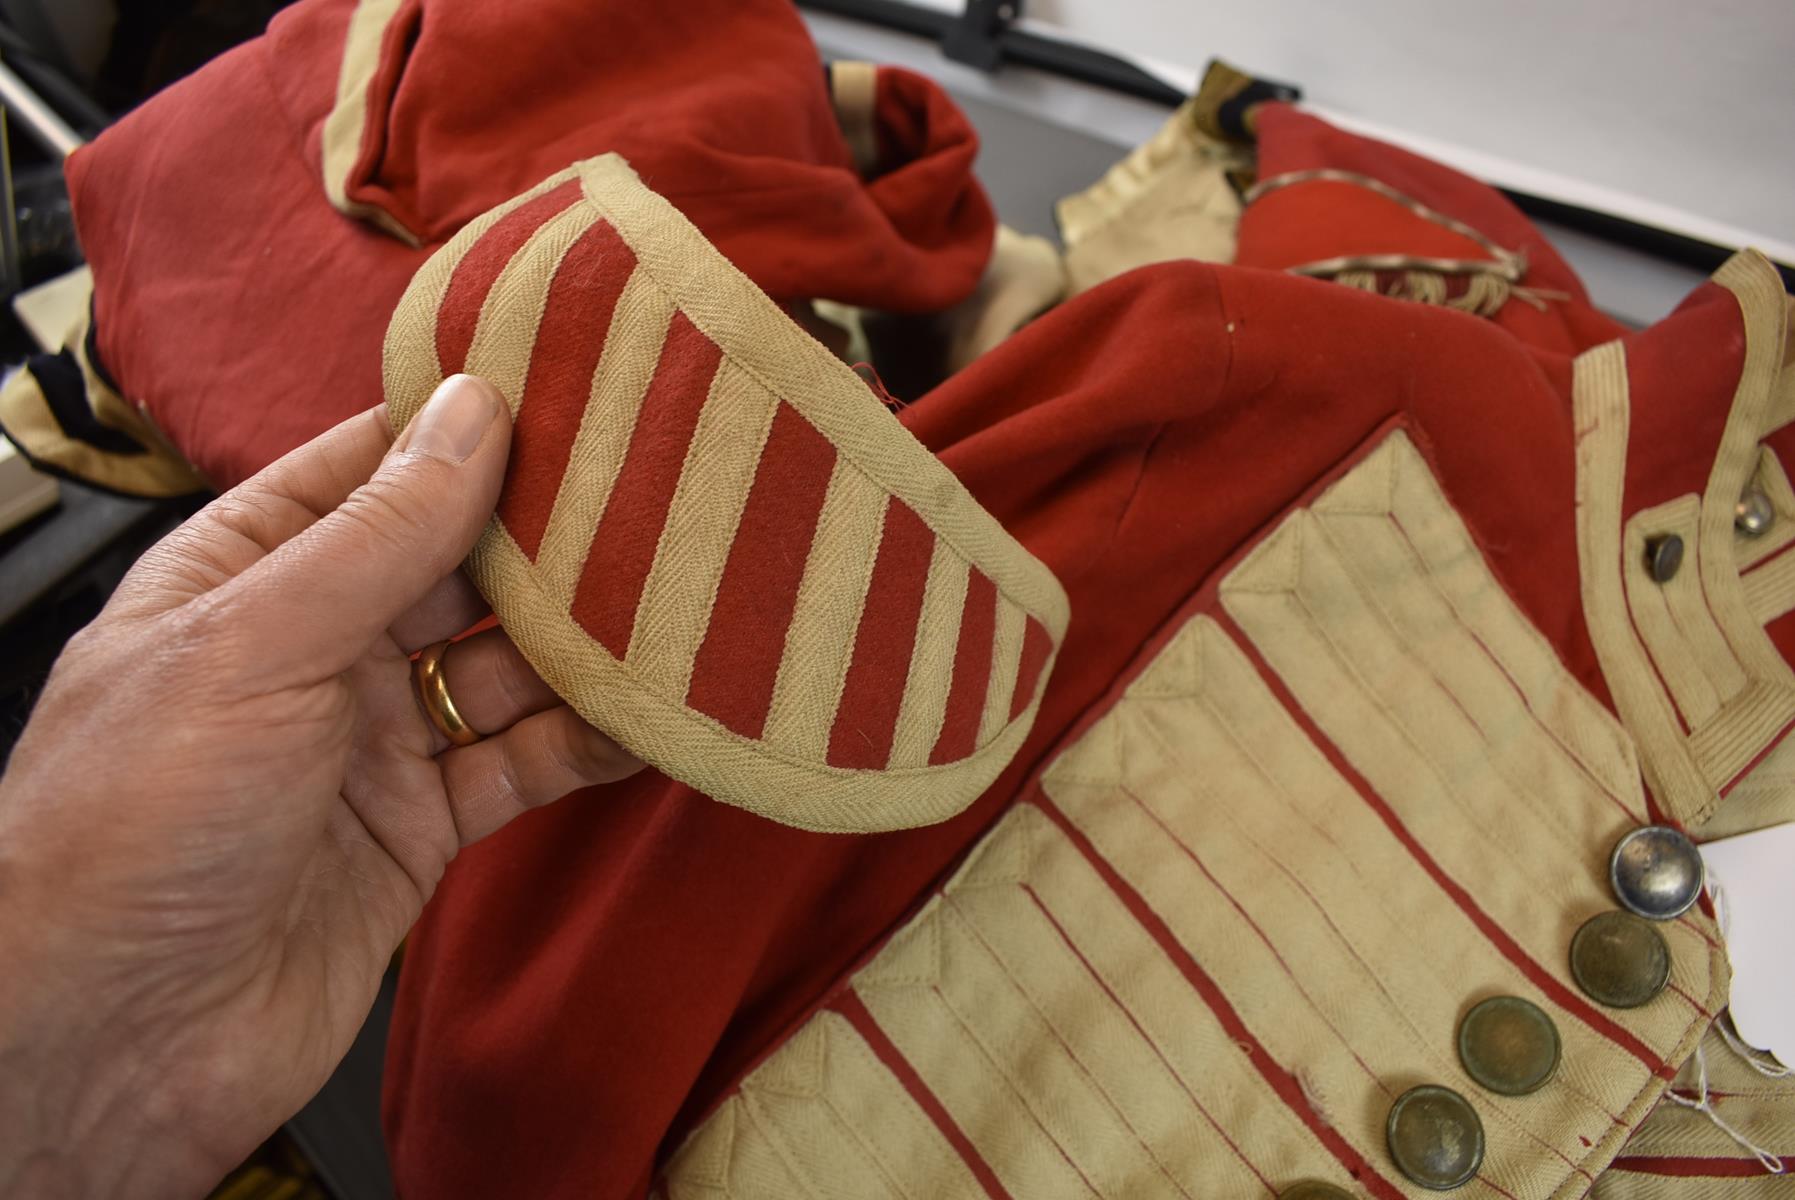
(0, 375), (642, 1198)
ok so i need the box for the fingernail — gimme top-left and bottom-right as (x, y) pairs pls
(400, 374), (500, 463)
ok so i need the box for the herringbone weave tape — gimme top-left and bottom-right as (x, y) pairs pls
(384, 155), (1068, 832)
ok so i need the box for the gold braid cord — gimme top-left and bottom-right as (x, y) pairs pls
(1248, 169), (1569, 318)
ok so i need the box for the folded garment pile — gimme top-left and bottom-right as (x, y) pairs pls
(4, 2), (1789, 1195)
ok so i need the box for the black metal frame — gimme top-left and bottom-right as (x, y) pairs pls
(803, 0), (1184, 102)
(797, 0), (1793, 285)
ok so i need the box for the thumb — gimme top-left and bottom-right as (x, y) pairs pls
(216, 374), (511, 677)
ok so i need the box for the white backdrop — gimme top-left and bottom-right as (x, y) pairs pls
(907, 0), (1795, 260)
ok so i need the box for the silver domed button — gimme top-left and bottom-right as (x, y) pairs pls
(1609, 825), (1704, 920)
(1736, 489), (1774, 537)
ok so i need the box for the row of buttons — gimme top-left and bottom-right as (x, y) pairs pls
(1277, 490), (1747, 1195)
(1275, 824), (1705, 1195)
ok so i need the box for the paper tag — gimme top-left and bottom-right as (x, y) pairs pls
(1702, 821), (1795, 1066)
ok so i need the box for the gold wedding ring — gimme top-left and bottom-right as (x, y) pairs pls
(414, 640), (482, 747)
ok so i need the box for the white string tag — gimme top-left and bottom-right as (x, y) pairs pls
(1716, 1013), (1792, 1080)
(1662, 1043), (1786, 1174)
(1701, 821), (1795, 1068)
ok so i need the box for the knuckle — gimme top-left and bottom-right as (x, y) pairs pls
(156, 596), (253, 687)
(333, 476), (440, 563)
(166, 587), (237, 654)
(493, 737), (532, 811)
(207, 488), (276, 535)
(537, 714), (587, 781)
(491, 643), (543, 712)
(518, 714), (591, 798)
(548, 714), (631, 786)
(57, 617), (110, 664)
(191, 488), (315, 559)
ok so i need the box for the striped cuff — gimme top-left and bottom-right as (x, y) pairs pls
(383, 154), (1069, 833)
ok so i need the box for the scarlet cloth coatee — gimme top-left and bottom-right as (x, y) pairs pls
(34, 3), (1795, 1190)
(383, 155), (1069, 833)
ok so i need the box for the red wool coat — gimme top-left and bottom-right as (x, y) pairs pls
(23, 0), (1792, 1195)
(56, 0), (992, 491)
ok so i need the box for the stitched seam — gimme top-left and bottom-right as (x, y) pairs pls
(825, 1028), (956, 1199)
(1014, 874), (1280, 1190)
(1286, 526), (1587, 856)
(922, 978), (1106, 1196)
(1135, 698), (1613, 1167)
(1286, 572), (1720, 1017)
(1189, 681), (1631, 1130)
(1373, 439), (1646, 813)
(1386, 505), (1645, 819)
(1315, 509), (1590, 842)
(940, 893), (1200, 1199)
(735, 1091), (828, 1200)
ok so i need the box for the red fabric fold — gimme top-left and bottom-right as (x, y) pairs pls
(64, 0), (994, 489)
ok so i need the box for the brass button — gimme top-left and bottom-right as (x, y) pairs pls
(1644, 534), (1684, 583)
(1736, 489), (1774, 537)
(1386, 1084), (1484, 1190)
(1570, 911), (1670, 1007)
(1457, 995), (1561, 1095)
(1610, 825), (1704, 920)
(1279, 1183), (1356, 1200)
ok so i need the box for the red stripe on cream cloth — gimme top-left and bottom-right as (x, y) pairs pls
(1384, 512), (1647, 828)
(935, 888), (1204, 1198)
(1017, 881), (1280, 1194)
(1032, 793), (1411, 1200)
(1622, 587), (1694, 741)
(1010, 616), (1054, 721)
(827, 498), (936, 768)
(1102, 781), (1388, 1097)
(1387, 509), (1713, 960)
(1107, 779), (1596, 1180)
(686, 403), (838, 738)
(832, 990), (1016, 1200)
(570, 313), (722, 659)
(929, 569), (999, 765)
(434, 179), (582, 375)
(1211, 608), (1684, 1077)
(1717, 710), (1795, 799)
(1609, 1155), (1791, 1177)
(497, 219), (636, 561)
